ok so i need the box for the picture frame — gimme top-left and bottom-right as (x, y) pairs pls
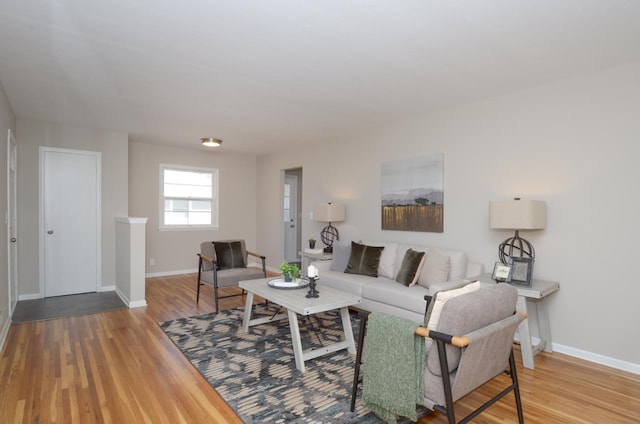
(509, 257), (534, 287)
(491, 262), (512, 282)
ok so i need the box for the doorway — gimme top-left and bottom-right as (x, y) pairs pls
(40, 147), (101, 297)
(283, 168), (302, 263)
(7, 130), (18, 315)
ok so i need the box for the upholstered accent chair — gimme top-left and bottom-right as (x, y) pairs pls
(196, 240), (266, 313)
(354, 283), (525, 424)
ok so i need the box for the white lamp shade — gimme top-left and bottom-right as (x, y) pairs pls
(489, 199), (546, 230)
(314, 203), (345, 223)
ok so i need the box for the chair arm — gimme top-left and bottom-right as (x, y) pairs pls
(198, 253), (214, 264)
(420, 328), (470, 348)
(416, 311), (527, 349)
(247, 250), (266, 259)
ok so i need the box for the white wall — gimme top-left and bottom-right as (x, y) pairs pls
(16, 119), (129, 296)
(129, 141), (258, 275)
(0, 81), (16, 341)
(257, 62), (640, 370)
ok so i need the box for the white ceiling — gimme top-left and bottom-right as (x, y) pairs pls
(1, 0), (639, 155)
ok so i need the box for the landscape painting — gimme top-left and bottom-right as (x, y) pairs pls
(381, 154), (444, 232)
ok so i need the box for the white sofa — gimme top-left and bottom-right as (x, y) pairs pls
(312, 241), (483, 323)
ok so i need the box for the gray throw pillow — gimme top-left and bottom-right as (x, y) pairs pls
(213, 241), (246, 269)
(330, 243), (351, 272)
(344, 242), (384, 277)
(395, 248), (426, 286)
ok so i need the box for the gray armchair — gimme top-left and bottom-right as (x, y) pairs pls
(196, 240), (267, 313)
(355, 283), (525, 424)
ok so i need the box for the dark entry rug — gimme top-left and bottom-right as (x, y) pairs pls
(160, 305), (396, 423)
(12, 291), (127, 323)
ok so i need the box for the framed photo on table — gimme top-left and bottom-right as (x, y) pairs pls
(509, 257), (533, 287)
(491, 262), (512, 282)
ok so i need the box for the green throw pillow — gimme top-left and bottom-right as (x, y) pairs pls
(214, 241), (246, 269)
(344, 242), (384, 277)
(395, 248), (426, 286)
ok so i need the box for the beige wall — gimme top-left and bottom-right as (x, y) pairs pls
(0, 81), (16, 335)
(129, 141), (258, 275)
(16, 119), (129, 296)
(257, 62), (640, 371)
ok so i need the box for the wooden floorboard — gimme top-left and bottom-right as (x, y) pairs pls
(1, 272), (638, 423)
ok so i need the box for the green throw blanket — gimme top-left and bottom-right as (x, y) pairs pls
(362, 312), (425, 424)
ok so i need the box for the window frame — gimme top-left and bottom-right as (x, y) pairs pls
(159, 163), (219, 231)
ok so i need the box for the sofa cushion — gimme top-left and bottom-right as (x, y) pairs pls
(395, 248), (427, 286)
(362, 241), (398, 278)
(330, 243), (351, 272)
(213, 241), (246, 269)
(345, 242), (384, 277)
(361, 278), (431, 316)
(418, 251), (451, 288)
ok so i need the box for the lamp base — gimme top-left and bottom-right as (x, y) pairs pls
(320, 223), (339, 254)
(498, 230), (535, 264)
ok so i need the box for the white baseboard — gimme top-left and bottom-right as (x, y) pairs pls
(98, 285), (116, 292)
(0, 314), (10, 354)
(18, 293), (42, 301)
(552, 342), (640, 375)
(114, 287), (147, 309)
(146, 268), (197, 278)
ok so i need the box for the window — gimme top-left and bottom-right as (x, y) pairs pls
(160, 164), (218, 229)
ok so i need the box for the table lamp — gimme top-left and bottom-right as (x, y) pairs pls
(489, 198), (546, 264)
(313, 202), (345, 253)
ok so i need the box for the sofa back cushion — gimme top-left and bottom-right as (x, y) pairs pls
(330, 243), (352, 272)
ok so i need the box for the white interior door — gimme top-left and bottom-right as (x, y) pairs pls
(41, 147), (101, 297)
(7, 130), (18, 314)
(283, 174), (298, 262)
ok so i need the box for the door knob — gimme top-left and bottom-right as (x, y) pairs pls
(10, 237), (16, 242)
(47, 230), (54, 234)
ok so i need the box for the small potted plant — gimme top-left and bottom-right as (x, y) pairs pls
(308, 236), (316, 249)
(279, 262), (300, 282)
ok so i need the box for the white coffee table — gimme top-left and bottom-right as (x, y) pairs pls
(239, 277), (361, 373)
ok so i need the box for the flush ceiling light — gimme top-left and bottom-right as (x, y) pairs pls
(201, 137), (222, 147)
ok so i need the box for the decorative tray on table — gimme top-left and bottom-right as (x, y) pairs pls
(267, 278), (310, 290)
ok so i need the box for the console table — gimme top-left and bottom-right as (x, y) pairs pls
(472, 274), (559, 370)
(299, 250), (332, 276)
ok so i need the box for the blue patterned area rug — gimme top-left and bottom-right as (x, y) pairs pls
(160, 304), (391, 423)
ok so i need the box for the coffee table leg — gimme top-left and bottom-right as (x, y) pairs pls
(340, 307), (356, 354)
(287, 309), (305, 373)
(242, 291), (254, 333)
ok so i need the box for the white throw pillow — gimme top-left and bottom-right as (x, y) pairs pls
(417, 250), (451, 288)
(424, 282), (481, 350)
(362, 241), (398, 279)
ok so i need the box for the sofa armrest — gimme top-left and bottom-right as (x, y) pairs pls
(465, 261), (484, 278)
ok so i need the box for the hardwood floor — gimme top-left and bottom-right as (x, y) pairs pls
(1, 273), (638, 423)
